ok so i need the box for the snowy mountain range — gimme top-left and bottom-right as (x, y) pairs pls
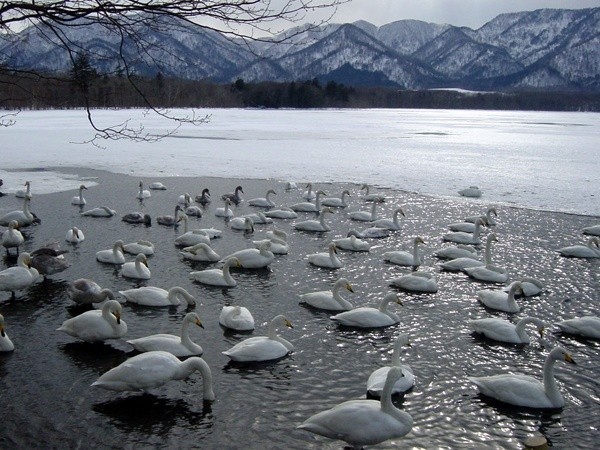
(1, 7), (599, 91)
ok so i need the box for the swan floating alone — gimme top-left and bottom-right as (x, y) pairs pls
(180, 242), (221, 262)
(0, 313), (15, 352)
(555, 316), (600, 339)
(298, 366), (413, 447)
(219, 306), (255, 331)
(190, 257), (240, 287)
(136, 181), (151, 200)
(557, 237), (600, 258)
(299, 277), (354, 311)
(92, 350), (215, 400)
(219, 241), (274, 269)
(331, 293), (402, 328)
(80, 206), (116, 217)
(294, 207), (334, 232)
(333, 231), (371, 252)
(321, 189), (351, 208)
(222, 314), (293, 362)
(57, 300), (127, 342)
(123, 240), (155, 256)
(122, 212), (152, 225)
(308, 243), (343, 269)
(249, 189), (277, 207)
(0, 196), (35, 226)
(67, 278), (115, 305)
(367, 334), (414, 397)
(0, 252), (40, 298)
(222, 185), (244, 204)
(504, 278), (544, 297)
(372, 207), (405, 230)
(355, 227), (390, 239)
(477, 282), (522, 313)
(1, 220), (24, 255)
(384, 236), (425, 267)
(71, 184), (87, 205)
(120, 286), (195, 307)
(468, 346), (575, 408)
(65, 226), (85, 243)
(389, 271), (438, 293)
(458, 186), (482, 198)
(127, 312), (204, 356)
(470, 316), (545, 344)
(96, 240), (126, 264)
(121, 253), (151, 280)
(15, 181), (32, 199)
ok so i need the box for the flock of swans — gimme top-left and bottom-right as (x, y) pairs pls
(0, 177), (599, 448)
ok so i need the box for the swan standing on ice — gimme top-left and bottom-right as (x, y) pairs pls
(468, 346), (575, 408)
(294, 207), (334, 232)
(348, 199), (382, 222)
(557, 237), (600, 258)
(443, 218), (485, 245)
(180, 242), (221, 262)
(222, 185), (244, 204)
(1, 220), (24, 255)
(298, 366), (412, 447)
(81, 206), (116, 217)
(0, 313), (15, 352)
(121, 253), (151, 280)
(57, 300), (127, 342)
(384, 236), (425, 267)
(219, 241), (274, 269)
(389, 272), (438, 293)
(477, 282), (522, 313)
(15, 181), (32, 198)
(372, 207), (405, 230)
(127, 312), (204, 356)
(120, 286), (195, 307)
(123, 240), (155, 256)
(96, 240), (126, 264)
(299, 277), (354, 311)
(308, 243), (343, 269)
(290, 190), (327, 212)
(190, 257), (241, 287)
(0, 252), (40, 298)
(470, 316), (545, 344)
(92, 350), (215, 400)
(360, 183), (386, 202)
(0, 196), (35, 226)
(219, 306), (255, 331)
(333, 231), (370, 252)
(249, 189), (277, 207)
(222, 314), (293, 362)
(65, 226), (85, 244)
(156, 205), (182, 226)
(555, 316), (600, 339)
(367, 334), (414, 397)
(67, 278), (115, 305)
(321, 190), (351, 208)
(71, 184), (87, 205)
(331, 293), (402, 328)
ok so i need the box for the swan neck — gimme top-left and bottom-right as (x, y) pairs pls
(179, 358), (215, 400)
(412, 240), (420, 265)
(391, 340), (404, 366)
(542, 353), (560, 403)
(222, 260), (235, 283)
(370, 201), (377, 219)
(484, 237), (494, 265)
(332, 283), (351, 308)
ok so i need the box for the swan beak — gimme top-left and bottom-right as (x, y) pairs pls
(538, 327), (545, 338)
(195, 319), (204, 329)
(564, 353), (576, 365)
(346, 284), (354, 293)
(113, 311), (121, 324)
(284, 319), (294, 329)
(400, 208), (406, 217)
(142, 257), (149, 267)
(395, 296), (403, 306)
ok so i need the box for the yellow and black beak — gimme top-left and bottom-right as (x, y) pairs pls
(564, 353), (576, 365)
(195, 318), (204, 329)
(285, 319), (294, 329)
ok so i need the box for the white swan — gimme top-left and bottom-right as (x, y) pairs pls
(57, 300), (127, 342)
(470, 316), (545, 344)
(384, 236), (425, 267)
(477, 282), (522, 313)
(190, 257), (240, 287)
(366, 334), (414, 397)
(15, 181), (31, 199)
(120, 286), (195, 307)
(443, 218), (485, 245)
(302, 183), (317, 200)
(372, 207), (405, 230)
(249, 189), (277, 207)
(458, 186), (482, 198)
(555, 316), (600, 339)
(264, 207), (298, 219)
(219, 306), (255, 331)
(468, 347), (575, 408)
(180, 242), (221, 262)
(504, 278), (544, 297)
(1, 220), (24, 255)
(298, 366), (412, 447)
(465, 206), (497, 225)
(215, 198), (234, 218)
(184, 203), (203, 218)
(360, 183), (386, 202)
(135, 181), (151, 200)
(0, 196), (35, 226)
(356, 227), (390, 239)
(219, 241), (274, 269)
(582, 224), (600, 236)
(127, 312), (204, 356)
(71, 184), (87, 205)
(67, 278), (115, 305)
(121, 253), (151, 280)
(222, 314), (293, 362)
(321, 190), (350, 208)
(439, 232), (497, 272)
(557, 237), (600, 258)
(308, 243), (343, 269)
(177, 192), (192, 205)
(299, 277), (354, 311)
(348, 199), (381, 222)
(447, 221), (479, 233)
(174, 215), (210, 247)
(123, 240), (155, 256)
(229, 216), (255, 232)
(294, 207), (334, 232)
(333, 231), (370, 252)
(464, 241), (508, 283)
(80, 206), (116, 217)
(156, 205), (182, 226)
(91, 350), (215, 400)
(65, 226), (85, 243)
(243, 211), (273, 224)
(96, 240), (126, 264)
(285, 181), (298, 191)
(253, 229), (289, 255)
(196, 227), (222, 239)
(389, 272), (438, 293)
(149, 181), (167, 190)
(331, 293), (402, 328)
(0, 313), (15, 352)
(222, 185), (244, 204)
(0, 252), (40, 297)
(290, 190), (327, 212)
(195, 188), (210, 204)
(434, 244), (478, 260)
(122, 212), (152, 225)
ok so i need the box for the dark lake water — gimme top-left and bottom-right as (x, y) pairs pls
(0, 168), (598, 449)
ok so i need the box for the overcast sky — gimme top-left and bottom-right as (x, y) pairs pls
(314, 0), (599, 29)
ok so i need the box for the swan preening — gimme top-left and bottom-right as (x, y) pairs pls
(67, 278), (115, 305)
(120, 286), (195, 307)
(555, 316), (600, 339)
(331, 293), (402, 328)
(470, 316), (545, 344)
(149, 181), (167, 190)
(557, 237), (600, 258)
(57, 300), (127, 342)
(71, 184), (87, 205)
(299, 277), (354, 311)
(219, 306), (255, 331)
(298, 366), (412, 447)
(434, 244), (478, 260)
(0, 313), (15, 352)
(469, 346), (575, 409)
(229, 216), (255, 232)
(253, 229), (289, 255)
(92, 350), (215, 400)
(222, 314), (293, 362)
(366, 334), (414, 397)
(122, 212), (152, 225)
(264, 207), (298, 219)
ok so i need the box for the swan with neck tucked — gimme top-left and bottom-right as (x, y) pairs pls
(321, 190), (351, 208)
(15, 181), (31, 199)
(299, 277), (354, 311)
(557, 237), (600, 258)
(57, 300), (127, 342)
(122, 212), (152, 225)
(243, 211), (273, 224)
(469, 347), (575, 408)
(92, 350), (215, 400)
(298, 366), (412, 447)
(443, 218), (485, 245)
(120, 286), (195, 307)
(149, 181), (167, 190)
(349, 199), (382, 222)
(180, 242), (221, 262)
(440, 232), (498, 272)
(190, 257), (240, 287)
(555, 316), (600, 339)
(219, 241), (274, 269)
(0, 252), (40, 298)
(308, 243), (343, 269)
(477, 282), (522, 313)
(67, 278), (115, 305)
(223, 314), (294, 362)
(1, 220), (24, 255)
(123, 240), (154, 256)
(367, 334), (414, 397)
(372, 207), (405, 230)
(0, 313), (15, 352)
(471, 316), (545, 344)
(458, 186), (482, 198)
(80, 206), (116, 217)
(389, 271), (438, 293)
(249, 189), (277, 207)
(384, 236), (425, 267)
(330, 293), (402, 328)
(96, 240), (126, 264)
(121, 253), (151, 280)
(127, 312), (204, 356)
(0, 196), (35, 226)
(65, 226), (85, 243)
(71, 184), (87, 205)
(294, 207), (334, 232)
(333, 231), (371, 252)
(219, 306), (255, 331)
(290, 190), (327, 212)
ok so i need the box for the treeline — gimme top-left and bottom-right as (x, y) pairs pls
(1, 66), (599, 112)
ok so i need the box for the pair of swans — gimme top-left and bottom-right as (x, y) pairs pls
(243, 211), (273, 225)
(333, 231), (370, 252)
(190, 257), (240, 287)
(366, 334), (414, 397)
(302, 183), (317, 200)
(219, 241), (274, 269)
(65, 226), (85, 243)
(557, 237), (600, 258)
(219, 305), (255, 331)
(1, 220), (24, 255)
(222, 314), (293, 362)
(92, 350), (215, 400)
(470, 316), (545, 344)
(469, 346), (575, 408)
(71, 184), (88, 205)
(127, 312), (204, 356)
(384, 236), (425, 267)
(121, 254), (151, 280)
(120, 286), (195, 307)
(57, 299), (127, 342)
(299, 277), (354, 311)
(67, 278), (115, 305)
(308, 243), (343, 269)
(555, 316), (600, 339)
(294, 207), (335, 232)
(81, 206), (116, 217)
(389, 272), (438, 293)
(477, 281), (522, 313)
(0, 252), (40, 298)
(180, 242), (221, 262)
(330, 293), (402, 328)
(291, 190), (327, 212)
(0, 196), (35, 226)
(248, 189), (277, 207)
(0, 313), (15, 352)
(450, 207), (497, 232)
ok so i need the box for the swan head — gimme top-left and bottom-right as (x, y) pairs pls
(177, 213), (188, 225)
(106, 300), (123, 324)
(339, 278), (354, 293)
(315, 190), (327, 198)
(235, 186), (244, 193)
(185, 312), (204, 329)
(136, 254), (149, 267)
(415, 236), (425, 245)
(8, 220), (19, 230)
(320, 207), (335, 216)
(397, 207), (406, 217)
(79, 184), (88, 191)
(202, 188), (210, 196)
(329, 243), (337, 253)
(0, 314), (6, 337)
(550, 347), (576, 365)
(487, 233), (498, 243)
(383, 292), (403, 306)
(267, 189), (277, 195)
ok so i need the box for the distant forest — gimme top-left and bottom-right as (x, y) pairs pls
(2, 66), (599, 112)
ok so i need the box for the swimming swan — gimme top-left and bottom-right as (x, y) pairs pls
(219, 241), (274, 269)
(443, 218), (485, 245)
(249, 189), (277, 207)
(156, 205), (182, 226)
(290, 190), (327, 212)
(71, 184), (88, 205)
(0, 252), (40, 298)
(121, 253), (151, 280)
(331, 293), (402, 328)
(65, 226), (85, 243)
(120, 286), (195, 307)
(222, 185), (244, 204)
(298, 366), (412, 447)
(127, 312), (204, 357)
(372, 207), (405, 230)
(299, 277), (354, 311)
(96, 240), (126, 264)
(470, 316), (545, 344)
(0, 196), (35, 226)
(122, 212), (152, 225)
(0, 313), (15, 352)
(174, 215), (210, 247)
(264, 207), (298, 219)
(222, 314), (293, 362)
(92, 350), (215, 400)
(477, 282), (522, 313)
(308, 243), (343, 269)
(190, 257), (241, 287)
(366, 334), (414, 397)
(229, 216), (255, 232)
(123, 240), (155, 256)
(384, 236), (425, 267)
(434, 244), (478, 260)
(80, 206), (116, 217)
(180, 242), (221, 262)
(321, 190), (351, 208)
(555, 316), (600, 339)
(302, 183), (317, 200)
(294, 207), (334, 232)
(468, 346), (575, 409)
(348, 199), (382, 222)
(439, 232), (498, 272)
(215, 199), (234, 218)
(389, 272), (438, 293)
(360, 183), (386, 202)
(219, 306), (255, 331)
(57, 300), (127, 342)
(504, 278), (545, 297)
(333, 231), (370, 252)
(557, 237), (600, 258)
(67, 278), (115, 305)
(149, 181), (167, 190)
